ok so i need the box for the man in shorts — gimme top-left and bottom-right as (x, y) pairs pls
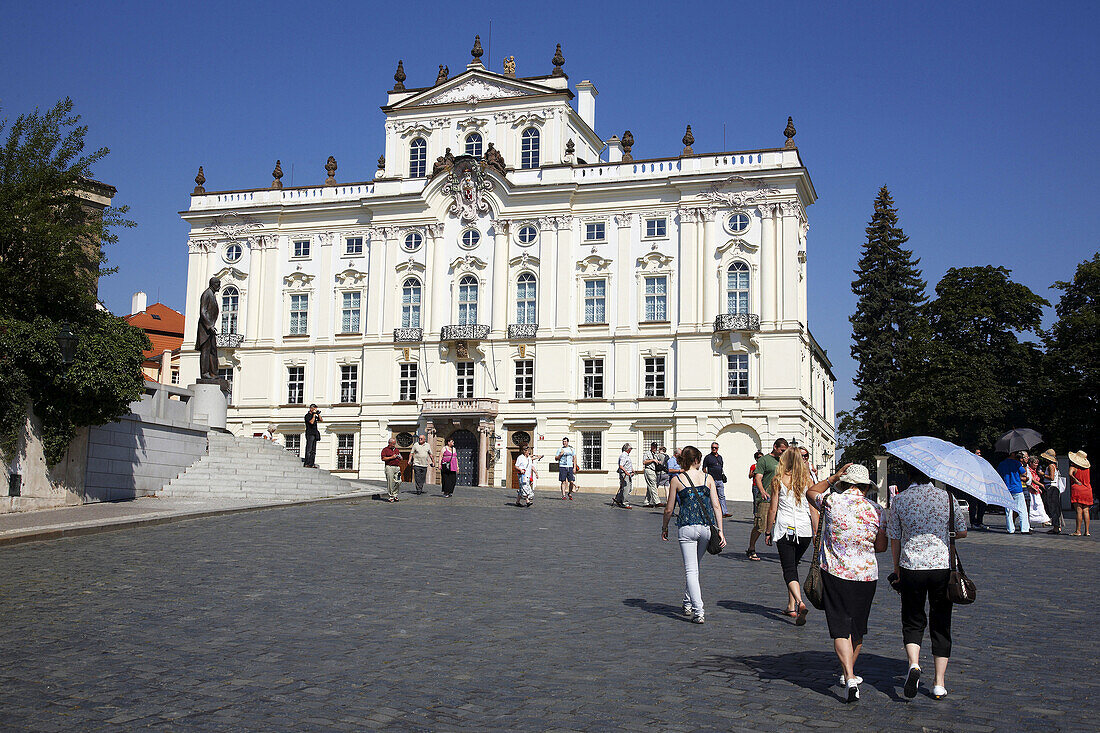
(749, 438), (789, 561)
(556, 437), (577, 499)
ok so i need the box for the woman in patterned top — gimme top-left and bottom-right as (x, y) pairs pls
(887, 462), (968, 700)
(807, 462), (887, 704)
(661, 445), (726, 624)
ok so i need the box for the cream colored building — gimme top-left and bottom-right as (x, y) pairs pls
(180, 42), (835, 498)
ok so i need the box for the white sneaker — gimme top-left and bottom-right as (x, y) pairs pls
(846, 680), (860, 703)
(839, 674), (863, 687)
(931, 684), (948, 699)
(682, 602), (693, 616)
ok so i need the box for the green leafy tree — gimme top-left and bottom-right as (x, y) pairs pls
(0, 98), (147, 465)
(1043, 253), (1100, 455)
(838, 186), (928, 464)
(910, 266), (1048, 451)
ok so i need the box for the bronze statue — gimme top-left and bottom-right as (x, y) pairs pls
(196, 277), (221, 379)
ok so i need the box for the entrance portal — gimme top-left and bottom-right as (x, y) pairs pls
(450, 429), (479, 486)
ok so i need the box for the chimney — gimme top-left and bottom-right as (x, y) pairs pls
(576, 80), (598, 130)
(132, 291), (148, 315)
(606, 135), (623, 163)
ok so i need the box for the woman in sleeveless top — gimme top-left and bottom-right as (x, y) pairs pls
(661, 445), (726, 624)
(439, 438), (458, 497)
(765, 447), (819, 625)
(1068, 451), (1092, 536)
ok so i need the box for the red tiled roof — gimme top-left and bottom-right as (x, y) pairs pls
(125, 303), (184, 360)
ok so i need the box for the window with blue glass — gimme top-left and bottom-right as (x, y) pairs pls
(726, 261), (750, 314)
(409, 137), (427, 177)
(516, 272), (537, 325)
(520, 127), (540, 169)
(458, 275), (479, 325)
(465, 132), (483, 157)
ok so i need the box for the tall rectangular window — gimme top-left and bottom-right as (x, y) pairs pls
(644, 357), (665, 398)
(345, 236), (363, 255)
(583, 359), (604, 399)
(581, 431), (602, 470)
(645, 218), (667, 238)
(340, 364), (358, 403)
(458, 276), (479, 326)
(218, 367), (234, 404)
(399, 363), (418, 402)
(520, 127), (540, 169)
(293, 239), (311, 258)
(287, 366), (305, 404)
(341, 291), (361, 333)
(289, 293), (309, 335)
(515, 359), (534, 400)
(644, 276), (667, 322)
(337, 434), (355, 470)
(170, 368), (180, 385)
(584, 279), (606, 324)
(285, 434), (302, 457)
(727, 354), (749, 396)
(585, 222), (606, 241)
(456, 361), (474, 399)
(401, 278), (421, 328)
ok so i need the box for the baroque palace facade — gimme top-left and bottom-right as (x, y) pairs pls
(180, 41), (836, 497)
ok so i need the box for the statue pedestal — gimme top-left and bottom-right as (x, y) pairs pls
(190, 380), (229, 432)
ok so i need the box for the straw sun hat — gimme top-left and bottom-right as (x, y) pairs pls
(1040, 448), (1057, 463)
(838, 464), (873, 486)
(1069, 451), (1090, 469)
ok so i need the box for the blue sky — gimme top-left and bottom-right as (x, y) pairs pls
(3, 0), (1097, 414)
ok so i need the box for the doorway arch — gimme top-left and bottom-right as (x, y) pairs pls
(713, 424), (762, 502)
(449, 429), (479, 486)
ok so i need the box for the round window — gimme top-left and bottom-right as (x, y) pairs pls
(224, 242), (242, 263)
(513, 430), (531, 447)
(517, 225), (538, 246)
(727, 212), (751, 234)
(461, 229), (481, 249)
(403, 232), (423, 251)
(395, 432), (415, 448)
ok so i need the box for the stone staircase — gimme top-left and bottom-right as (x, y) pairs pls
(160, 432), (368, 501)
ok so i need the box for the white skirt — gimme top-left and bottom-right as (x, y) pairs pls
(1028, 491), (1050, 525)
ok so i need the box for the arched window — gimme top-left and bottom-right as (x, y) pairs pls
(516, 272), (537, 325)
(221, 285), (239, 334)
(520, 127), (540, 169)
(458, 275), (479, 325)
(726, 261), (750, 315)
(401, 277), (421, 328)
(409, 137), (427, 178)
(465, 132), (483, 158)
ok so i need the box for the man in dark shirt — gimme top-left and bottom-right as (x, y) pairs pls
(381, 437), (403, 502)
(303, 404), (322, 468)
(702, 442), (729, 518)
(749, 438), (788, 560)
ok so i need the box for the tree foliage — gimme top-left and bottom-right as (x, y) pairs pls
(838, 186), (928, 464)
(0, 98), (147, 465)
(1043, 253), (1100, 455)
(909, 266), (1048, 451)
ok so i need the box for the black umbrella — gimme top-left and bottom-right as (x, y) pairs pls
(994, 428), (1043, 454)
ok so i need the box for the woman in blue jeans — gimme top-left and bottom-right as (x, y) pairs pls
(661, 445), (726, 624)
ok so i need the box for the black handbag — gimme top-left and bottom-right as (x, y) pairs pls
(803, 494), (828, 610)
(946, 494), (977, 604)
(684, 474), (723, 555)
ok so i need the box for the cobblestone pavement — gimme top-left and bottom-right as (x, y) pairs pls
(1, 484), (1097, 731)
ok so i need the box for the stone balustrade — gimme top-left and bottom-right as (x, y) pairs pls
(420, 398), (499, 417)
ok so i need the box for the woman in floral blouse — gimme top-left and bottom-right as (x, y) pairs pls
(807, 463), (887, 704)
(886, 462), (968, 701)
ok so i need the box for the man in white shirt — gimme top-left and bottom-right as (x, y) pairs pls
(556, 437), (577, 499)
(515, 445), (535, 507)
(642, 442), (661, 507)
(613, 444), (636, 509)
(409, 434), (433, 495)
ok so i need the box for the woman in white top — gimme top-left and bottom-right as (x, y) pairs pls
(765, 446), (819, 625)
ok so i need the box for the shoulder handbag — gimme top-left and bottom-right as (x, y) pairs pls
(684, 473), (723, 555)
(803, 494), (828, 610)
(946, 494), (977, 604)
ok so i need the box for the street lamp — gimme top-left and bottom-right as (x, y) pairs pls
(55, 324), (78, 366)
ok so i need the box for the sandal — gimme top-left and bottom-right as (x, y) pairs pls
(745, 550), (761, 561)
(795, 603), (808, 626)
(785, 610), (798, 618)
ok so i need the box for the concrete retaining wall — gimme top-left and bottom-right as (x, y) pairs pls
(84, 417), (208, 502)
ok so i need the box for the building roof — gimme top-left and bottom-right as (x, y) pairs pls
(125, 303), (184, 360)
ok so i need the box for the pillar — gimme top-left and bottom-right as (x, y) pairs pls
(555, 216), (573, 334)
(701, 214), (718, 326)
(780, 202), (801, 328)
(758, 203), (777, 328)
(491, 220), (510, 334)
(478, 421), (490, 486)
(429, 226), (449, 335)
(614, 213), (633, 334)
(426, 420), (437, 484)
(677, 209), (698, 327)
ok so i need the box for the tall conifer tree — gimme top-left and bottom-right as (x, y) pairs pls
(839, 186), (927, 464)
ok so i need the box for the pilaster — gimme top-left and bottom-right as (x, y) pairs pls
(758, 203), (777, 328)
(491, 220), (510, 334)
(613, 213), (634, 334)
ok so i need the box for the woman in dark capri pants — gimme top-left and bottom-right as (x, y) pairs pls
(764, 446), (819, 625)
(886, 462), (967, 700)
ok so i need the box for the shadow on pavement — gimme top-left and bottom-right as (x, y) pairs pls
(716, 598), (787, 621)
(623, 598), (691, 622)
(694, 650), (905, 702)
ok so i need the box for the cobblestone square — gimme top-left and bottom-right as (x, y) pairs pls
(0, 486), (1096, 731)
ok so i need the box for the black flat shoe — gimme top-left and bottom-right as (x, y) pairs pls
(904, 666), (921, 698)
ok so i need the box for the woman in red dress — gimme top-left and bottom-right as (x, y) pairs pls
(1068, 451), (1092, 536)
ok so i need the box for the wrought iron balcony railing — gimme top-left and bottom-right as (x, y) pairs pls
(507, 323), (538, 339)
(441, 324), (490, 341)
(714, 313), (761, 333)
(216, 332), (245, 348)
(393, 327), (423, 343)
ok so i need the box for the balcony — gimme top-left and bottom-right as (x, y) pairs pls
(393, 327), (423, 343)
(507, 323), (538, 339)
(714, 313), (761, 333)
(441, 324), (490, 341)
(216, 332), (245, 348)
(420, 397), (499, 417)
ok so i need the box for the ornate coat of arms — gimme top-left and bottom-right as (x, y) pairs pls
(442, 156), (493, 222)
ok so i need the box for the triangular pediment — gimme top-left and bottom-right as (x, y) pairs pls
(392, 70), (560, 110)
